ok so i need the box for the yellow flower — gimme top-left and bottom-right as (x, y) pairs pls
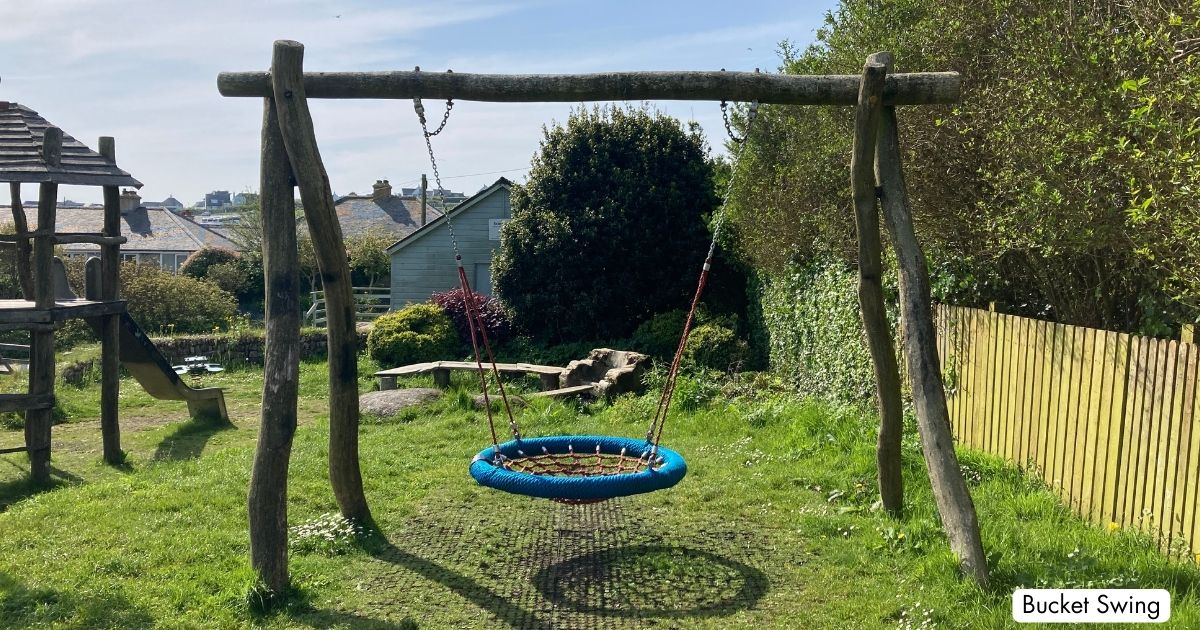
(1107, 521), (1120, 533)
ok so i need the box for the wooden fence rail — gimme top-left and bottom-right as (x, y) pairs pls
(305, 286), (390, 327)
(936, 305), (1200, 556)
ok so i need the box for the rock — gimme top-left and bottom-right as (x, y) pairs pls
(561, 348), (650, 398)
(360, 388), (442, 416)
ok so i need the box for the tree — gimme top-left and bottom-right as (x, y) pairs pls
(731, 0), (1200, 334)
(179, 246), (239, 279)
(493, 105), (719, 341)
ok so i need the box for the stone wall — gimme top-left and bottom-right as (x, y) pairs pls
(61, 329), (369, 386)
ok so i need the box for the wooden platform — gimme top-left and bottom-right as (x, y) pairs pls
(0, 298), (127, 329)
(376, 360), (565, 391)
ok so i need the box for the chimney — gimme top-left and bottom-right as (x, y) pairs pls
(372, 179), (392, 202)
(119, 189), (141, 213)
(420, 174), (427, 226)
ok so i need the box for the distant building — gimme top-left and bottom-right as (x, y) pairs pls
(204, 190), (232, 210)
(387, 178), (510, 304)
(144, 195), (185, 212)
(29, 189), (237, 272)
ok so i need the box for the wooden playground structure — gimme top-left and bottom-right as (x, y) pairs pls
(0, 103), (228, 483)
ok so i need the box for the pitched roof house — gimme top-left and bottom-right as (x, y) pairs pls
(331, 179), (448, 241)
(27, 189), (236, 272)
(387, 178), (511, 305)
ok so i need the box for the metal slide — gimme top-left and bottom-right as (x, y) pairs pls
(100, 312), (229, 422)
(54, 258), (229, 422)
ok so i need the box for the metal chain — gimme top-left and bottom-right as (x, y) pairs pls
(413, 84), (521, 443)
(720, 100), (743, 144)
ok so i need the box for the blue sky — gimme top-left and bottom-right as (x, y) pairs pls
(0, 0), (834, 206)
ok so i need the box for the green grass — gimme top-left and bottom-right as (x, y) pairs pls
(0, 363), (1197, 628)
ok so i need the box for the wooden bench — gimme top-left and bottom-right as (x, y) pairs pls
(375, 360), (565, 391)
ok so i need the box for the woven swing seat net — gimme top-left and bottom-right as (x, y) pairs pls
(411, 89), (758, 504)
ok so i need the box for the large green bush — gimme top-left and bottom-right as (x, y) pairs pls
(367, 303), (459, 367)
(492, 105), (719, 341)
(758, 257), (899, 404)
(683, 322), (748, 373)
(120, 261), (238, 335)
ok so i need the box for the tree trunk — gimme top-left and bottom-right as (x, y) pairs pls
(7, 183), (34, 299)
(248, 96), (301, 596)
(269, 40), (371, 522)
(870, 52), (989, 586)
(851, 60), (905, 518)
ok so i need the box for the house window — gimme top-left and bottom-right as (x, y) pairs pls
(122, 253), (138, 263)
(162, 253), (189, 273)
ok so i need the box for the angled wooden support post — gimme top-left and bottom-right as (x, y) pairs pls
(97, 137), (123, 464)
(248, 94), (301, 597)
(27, 127), (62, 484)
(869, 51), (989, 586)
(270, 39), (370, 522)
(8, 183), (34, 299)
(851, 61), (905, 518)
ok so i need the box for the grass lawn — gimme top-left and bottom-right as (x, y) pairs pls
(0, 359), (1198, 628)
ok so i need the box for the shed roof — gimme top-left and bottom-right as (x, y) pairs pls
(0, 102), (141, 187)
(386, 178), (511, 255)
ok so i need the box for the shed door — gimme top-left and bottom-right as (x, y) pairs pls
(474, 263), (492, 296)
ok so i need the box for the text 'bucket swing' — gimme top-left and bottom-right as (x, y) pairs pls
(411, 77), (758, 503)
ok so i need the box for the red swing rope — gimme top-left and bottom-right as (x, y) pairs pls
(414, 84), (520, 452)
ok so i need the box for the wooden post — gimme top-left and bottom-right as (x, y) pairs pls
(870, 51), (989, 585)
(270, 40), (371, 522)
(248, 95), (301, 597)
(27, 127), (62, 484)
(97, 137), (123, 464)
(433, 368), (450, 389)
(851, 61), (905, 517)
(8, 183), (34, 299)
(1182, 324), (1194, 344)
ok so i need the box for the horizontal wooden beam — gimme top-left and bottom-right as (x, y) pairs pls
(0, 392), (54, 413)
(218, 69), (960, 106)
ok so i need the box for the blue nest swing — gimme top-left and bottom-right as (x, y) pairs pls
(469, 434), (687, 503)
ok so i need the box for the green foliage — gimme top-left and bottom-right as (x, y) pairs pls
(493, 105), (719, 341)
(631, 309), (696, 358)
(366, 303), (459, 367)
(179, 247), (240, 279)
(120, 261), (238, 335)
(759, 257), (899, 404)
(683, 322), (748, 372)
(344, 230), (393, 288)
(730, 0), (1200, 333)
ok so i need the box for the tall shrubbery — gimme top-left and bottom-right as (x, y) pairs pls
(758, 257), (900, 404)
(120, 261), (238, 334)
(730, 0), (1200, 333)
(493, 105), (719, 341)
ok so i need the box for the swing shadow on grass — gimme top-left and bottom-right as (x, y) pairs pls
(370, 538), (557, 630)
(532, 545), (769, 620)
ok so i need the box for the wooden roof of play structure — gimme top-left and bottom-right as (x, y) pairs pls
(0, 102), (141, 187)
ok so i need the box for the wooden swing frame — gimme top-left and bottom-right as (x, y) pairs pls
(218, 40), (989, 594)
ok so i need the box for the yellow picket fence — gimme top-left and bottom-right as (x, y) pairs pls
(935, 305), (1200, 556)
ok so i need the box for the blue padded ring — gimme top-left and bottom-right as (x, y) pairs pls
(469, 435), (687, 501)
